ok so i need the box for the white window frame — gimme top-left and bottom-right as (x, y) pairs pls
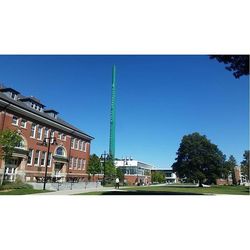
(30, 123), (37, 138)
(20, 119), (27, 128)
(71, 138), (74, 149)
(27, 149), (34, 165)
(12, 116), (19, 126)
(48, 153), (52, 167)
(41, 151), (46, 167)
(83, 142), (87, 152)
(83, 159), (86, 170)
(74, 139), (78, 150)
(37, 126), (43, 140)
(34, 150), (40, 166)
(69, 157), (73, 169)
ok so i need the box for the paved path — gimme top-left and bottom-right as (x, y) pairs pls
(36, 186), (119, 195)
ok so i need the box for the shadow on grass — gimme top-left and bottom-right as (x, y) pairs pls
(100, 190), (204, 195)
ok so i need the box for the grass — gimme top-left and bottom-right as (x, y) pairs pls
(0, 180), (52, 195)
(78, 185), (250, 195)
(0, 188), (51, 195)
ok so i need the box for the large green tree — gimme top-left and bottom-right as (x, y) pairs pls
(104, 159), (116, 181)
(172, 132), (225, 187)
(87, 154), (102, 181)
(210, 55), (249, 79)
(241, 150), (249, 181)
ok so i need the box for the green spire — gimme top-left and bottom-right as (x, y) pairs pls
(109, 65), (116, 158)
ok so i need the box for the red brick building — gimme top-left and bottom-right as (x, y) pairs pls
(0, 85), (94, 183)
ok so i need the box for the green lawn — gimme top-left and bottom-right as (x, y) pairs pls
(0, 188), (52, 195)
(78, 185), (250, 195)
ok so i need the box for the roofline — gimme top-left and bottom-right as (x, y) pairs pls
(0, 96), (94, 141)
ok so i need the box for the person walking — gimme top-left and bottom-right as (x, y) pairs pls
(115, 177), (120, 189)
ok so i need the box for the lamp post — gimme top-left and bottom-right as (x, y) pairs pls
(100, 151), (110, 186)
(38, 129), (57, 190)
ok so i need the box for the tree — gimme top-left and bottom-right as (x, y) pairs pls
(104, 159), (116, 182)
(172, 132), (225, 187)
(241, 150), (249, 181)
(87, 154), (102, 181)
(0, 129), (22, 184)
(224, 155), (237, 185)
(116, 167), (124, 183)
(0, 129), (22, 161)
(151, 171), (165, 183)
(210, 55), (249, 79)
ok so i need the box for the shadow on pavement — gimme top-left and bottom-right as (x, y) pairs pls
(100, 190), (204, 195)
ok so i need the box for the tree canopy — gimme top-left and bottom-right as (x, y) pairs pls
(87, 154), (102, 180)
(210, 55), (249, 79)
(0, 129), (22, 161)
(172, 132), (225, 186)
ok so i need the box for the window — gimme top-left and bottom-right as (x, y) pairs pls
(37, 126), (43, 140)
(61, 134), (66, 140)
(79, 159), (83, 169)
(75, 158), (78, 169)
(48, 153), (52, 167)
(30, 123), (36, 138)
(58, 132), (61, 140)
(69, 157), (73, 169)
(50, 130), (55, 143)
(20, 119), (27, 128)
(56, 147), (65, 156)
(34, 150), (40, 165)
(71, 138), (74, 149)
(73, 158), (76, 169)
(10, 92), (16, 99)
(79, 140), (82, 151)
(78, 158), (81, 169)
(27, 149), (33, 165)
(44, 128), (49, 139)
(83, 159), (86, 170)
(41, 151), (46, 166)
(16, 139), (25, 149)
(74, 139), (78, 149)
(83, 142), (87, 152)
(12, 116), (18, 125)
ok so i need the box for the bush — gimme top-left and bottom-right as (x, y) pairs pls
(0, 180), (33, 190)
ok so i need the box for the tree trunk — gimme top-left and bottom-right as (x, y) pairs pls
(198, 179), (203, 187)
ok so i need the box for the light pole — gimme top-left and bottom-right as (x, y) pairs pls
(100, 151), (110, 186)
(38, 129), (57, 190)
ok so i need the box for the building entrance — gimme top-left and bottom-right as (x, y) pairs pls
(4, 158), (21, 182)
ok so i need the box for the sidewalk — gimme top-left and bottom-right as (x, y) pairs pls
(35, 186), (118, 195)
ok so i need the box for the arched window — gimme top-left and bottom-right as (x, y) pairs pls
(16, 139), (25, 149)
(56, 147), (66, 156)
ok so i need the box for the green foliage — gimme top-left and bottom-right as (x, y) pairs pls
(210, 55), (249, 79)
(172, 132), (225, 186)
(0, 179), (33, 191)
(224, 155), (237, 185)
(241, 150), (250, 181)
(116, 168), (124, 182)
(87, 154), (102, 180)
(104, 159), (116, 180)
(152, 171), (165, 183)
(0, 129), (22, 161)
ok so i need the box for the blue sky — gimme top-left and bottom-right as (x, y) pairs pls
(0, 55), (248, 168)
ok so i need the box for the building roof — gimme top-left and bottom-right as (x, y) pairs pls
(19, 96), (45, 107)
(0, 87), (94, 141)
(0, 86), (20, 94)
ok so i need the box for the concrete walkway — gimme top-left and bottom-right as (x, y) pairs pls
(36, 186), (119, 195)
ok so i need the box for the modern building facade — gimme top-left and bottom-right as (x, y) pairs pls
(115, 157), (152, 185)
(0, 85), (94, 183)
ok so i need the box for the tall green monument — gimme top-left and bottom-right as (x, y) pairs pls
(109, 65), (116, 158)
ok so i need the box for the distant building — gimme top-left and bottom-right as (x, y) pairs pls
(115, 157), (153, 185)
(151, 169), (177, 183)
(0, 85), (94, 183)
